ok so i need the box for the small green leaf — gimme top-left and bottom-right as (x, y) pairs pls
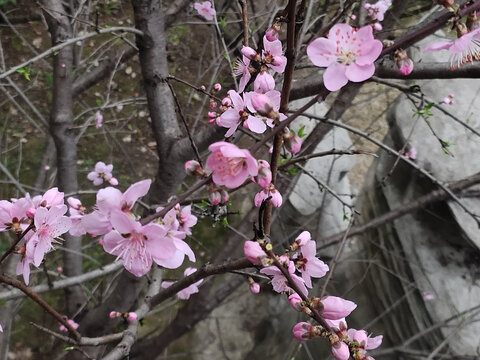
(199, 200), (210, 209)
(297, 125), (306, 138)
(128, 124), (133, 131)
(219, 17), (227, 28)
(343, 213), (349, 221)
(96, 98), (103, 106)
(221, 217), (229, 227)
(64, 347), (74, 351)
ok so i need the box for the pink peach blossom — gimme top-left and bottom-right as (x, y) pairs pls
(161, 267), (203, 300)
(307, 24), (383, 91)
(207, 142), (258, 188)
(262, 35), (287, 73)
(30, 205), (71, 267)
(194, 1), (216, 21)
(424, 26), (480, 68)
(296, 239), (329, 288)
(234, 55), (252, 93)
(87, 161), (118, 186)
(347, 328), (383, 350)
(102, 211), (176, 277)
(260, 259), (308, 296)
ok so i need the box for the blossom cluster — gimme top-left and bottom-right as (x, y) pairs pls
(243, 230), (382, 360)
(0, 179), (198, 283)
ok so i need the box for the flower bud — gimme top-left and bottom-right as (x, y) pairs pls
(373, 22), (382, 31)
(251, 93), (273, 113)
(220, 189), (229, 203)
(213, 83), (222, 91)
(241, 46), (257, 60)
(331, 341), (350, 360)
(269, 187), (283, 207)
(208, 190), (221, 205)
(184, 160), (206, 177)
(394, 49), (413, 76)
(26, 207), (36, 218)
(109, 311), (120, 319)
(318, 296), (357, 320)
(255, 160), (272, 189)
(265, 26), (279, 41)
(243, 241), (267, 265)
(249, 281), (260, 294)
(222, 97), (232, 106)
(127, 312), (138, 322)
(109, 177), (119, 186)
(288, 293), (303, 311)
(283, 129), (302, 154)
(353, 329), (368, 346)
(292, 322), (315, 342)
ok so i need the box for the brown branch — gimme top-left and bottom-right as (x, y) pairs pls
(0, 223), (34, 265)
(319, 171), (480, 250)
(0, 274), (81, 340)
(240, 0), (248, 47)
(148, 257), (252, 308)
(279, 149), (377, 169)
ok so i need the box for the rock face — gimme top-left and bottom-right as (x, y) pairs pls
(357, 34), (480, 357)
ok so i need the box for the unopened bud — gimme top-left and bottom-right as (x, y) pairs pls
(241, 46), (257, 60)
(127, 312), (137, 322)
(394, 49), (414, 76)
(184, 160), (206, 177)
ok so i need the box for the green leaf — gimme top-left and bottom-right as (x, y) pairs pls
(219, 17), (227, 28)
(96, 98), (103, 106)
(297, 125), (306, 138)
(16, 66), (31, 81)
(221, 217), (229, 227)
(64, 347), (74, 351)
(199, 200), (210, 209)
(128, 124), (133, 131)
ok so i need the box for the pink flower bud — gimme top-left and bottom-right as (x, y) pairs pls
(250, 93), (274, 116)
(127, 312), (138, 322)
(256, 160), (272, 189)
(350, 14), (356, 20)
(210, 101), (217, 109)
(44, 165), (51, 171)
(220, 189), (229, 203)
(222, 97), (232, 106)
(288, 293), (303, 311)
(26, 207), (36, 218)
(353, 329), (368, 346)
(320, 296), (357, 320)
(292, 322), (314, 342)
(331, 341), (350, 360)
(200, 85), (206, 91)
(109, 311), (119, 319)
(283, 130), (302, 154)
(395, 50), (413, 76)
(57, 266), (63, 273)
(254, 70), (275, 93)
(185, 160), (205, 177)
(208, 111), (217, 118)
(208, 190), (221, 205)
(374, 22), (382, 31)
(98, 237), (103, 245)
(243, 241), (267, 265)
(269, 188), (283, 207)
(109, 177), (119, 186)
(214, 83), (222, 91)
(249, 282), (260, 294)
(241, 46), (257, 59)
